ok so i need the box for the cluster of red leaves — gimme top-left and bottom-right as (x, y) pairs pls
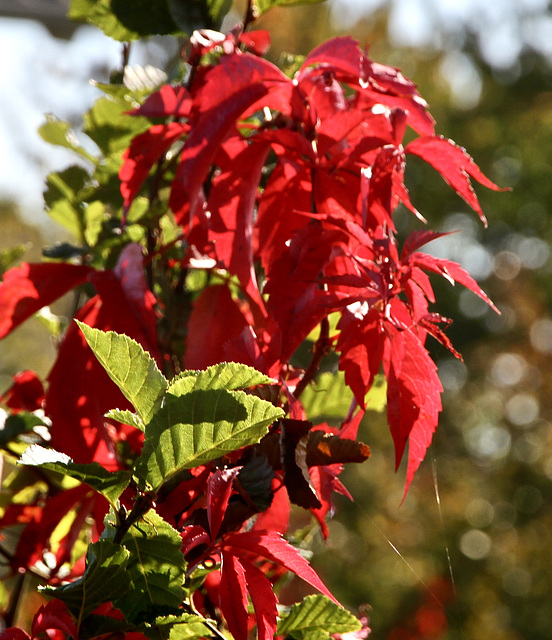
(0, 31), (500, 639)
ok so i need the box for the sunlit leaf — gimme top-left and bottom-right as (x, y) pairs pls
(77, 323), (168, 425)
(254, 0), (326, 16)
(135, 387), (283, 492)
(277, 594), (361, 640)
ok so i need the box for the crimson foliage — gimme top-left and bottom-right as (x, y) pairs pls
(0, 6), (502, 639)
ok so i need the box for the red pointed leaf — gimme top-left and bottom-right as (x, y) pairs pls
(183, 284), (248, 370)
(208, 467), (242, 541)
(0, 263), (92, 339)
(409, 252), (499, 313)
(383, 326), (442, 499)
(32, 599), (78, 639)
(222, 530), (339, 604)
(119, 122), (187, 212)
(131, 84), (192, 118)
(0, 370), (45, 412)
(219, 551), (250, 640)
(240, 557), (278, 640)
(406, 136), (506, 225)
(0, 629), (30, 640)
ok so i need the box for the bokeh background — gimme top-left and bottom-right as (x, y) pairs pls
(2, 1), (552, 638)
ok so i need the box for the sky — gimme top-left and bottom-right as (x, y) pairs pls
(0, 0), (551, 229)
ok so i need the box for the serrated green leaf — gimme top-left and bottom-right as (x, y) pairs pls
(277, 595), (361, 640)
(134, 389), (283, 492)
(110, 510), (186, 623)
(39, 115), (95, 162)
(141, 614), (211, 640)
(254, 0), (326, 15)
(41, 539), (131, 618)
(21, 450), (131, 504)
(106, 408), (145, 432)
(168, 362), (276, 396)
(77, 323), (168, 425)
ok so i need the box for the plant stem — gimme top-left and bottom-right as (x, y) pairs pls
(294, 316), (332, 401)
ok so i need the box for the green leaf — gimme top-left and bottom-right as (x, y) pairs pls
(69, 0), (186, 40)
(39, 115), (95, 162)
(44, 165), (91, 241)
(168, 362), (276, 396)
(0, 413), (47, 447)
(277, 595), (361, 640)
(142, 614), (211, 640)
(110, 510), (186, 623)
(77, 323), (168, 425)
(19, 445), (131, 504)
(83, 97), (149, 156)
(106, 408), (146, 432)
(41, 539), (131, 618)
(134, 388), (283, 492)
(254, 0), (326, 15)
(0, 244), (27, 276)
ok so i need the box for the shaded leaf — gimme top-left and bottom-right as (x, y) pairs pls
(111, 510), (186, 623)
(41, 540), (131, 618)
(254, 0), (326, 15)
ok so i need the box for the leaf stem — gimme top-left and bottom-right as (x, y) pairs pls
(294, 316), (332, 401)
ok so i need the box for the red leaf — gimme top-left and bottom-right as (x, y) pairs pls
(207, 136), (270, 317)
(219, 551), (250, 640)
(405, 136), (506, 226)
(169, 53), (288, 222)
(240, 557), (278, 640)
(253, 478), (290, 535)
(408, 252), (499, 313)
(336, 307), (385, 407)
(222, 530), (339, 604)
(0, 263), (92, 339)
(183, 284), (248, 370)
(383, 326), (442, 500)
(207, 467), (242, 541)
(0, 629), (30, 640)
(0, 370), (45, 412)
(31, 599), (78, 639)
(130, 84), (192, 118)
(120, 122), (187, 212)
(238, 30), (271, 56)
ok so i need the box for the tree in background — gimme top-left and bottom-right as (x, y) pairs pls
(0, 0), (505, 638)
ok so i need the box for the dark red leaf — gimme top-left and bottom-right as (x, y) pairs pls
(0, 370), (45, 413)
(0, 629), (30, 640)
(207, 467), (242, 542)
(0, 263), (92, 339)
